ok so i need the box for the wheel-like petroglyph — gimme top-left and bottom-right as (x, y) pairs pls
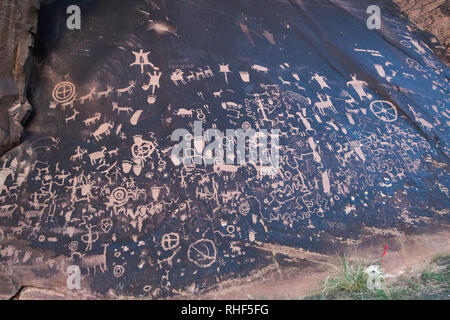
(161, 232), (180, 251)
(369, 100), (398, 122)
(2, 1), (449, 299)
(187, 239), (217, 268)
(52, 81), (76, 104)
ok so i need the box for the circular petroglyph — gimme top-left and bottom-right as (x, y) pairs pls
(52, 81), (76, 103)
(406, 57), (420, 70)
(161, 232), (180, 251)
(68, 241), (78, 252)
(242, 121), (251, 131)
(111, 187), (129, 206)
(239, 201), (250, 215)
(132, 136), (155, 160)
(370, 100), (398, 122)
(187, 239), (217, 268)
(113, 265), (125, 278)
(400, 40), (411, 48)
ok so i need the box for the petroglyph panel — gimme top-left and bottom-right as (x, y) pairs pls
(0, 0), (449, 298)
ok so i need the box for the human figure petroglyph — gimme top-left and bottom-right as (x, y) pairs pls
(245, 93), (275, 125)
(83, 113), (101, 127)
(130, 49), (158, 74)
(68, 173), (97, 204)
(142, 71), (162, 94)
(81, 222), (99, 252)
(219, 64), (231, 83)
(117, 81), (136, 96)
(311, 73), (330, 89)
(42, 195), (58, 223)
(346, 74), (372, 101)
(54, 170), (71, 186)
(90, 122), (114, 141)
(296, 112), (316, 134)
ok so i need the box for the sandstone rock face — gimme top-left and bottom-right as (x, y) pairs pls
(0, 0), (449, 300)
(0, 0), (39, 156)
(394, 0), (449, 64)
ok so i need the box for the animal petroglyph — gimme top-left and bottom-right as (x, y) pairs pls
(80, 244), (108, 274)
(90, 122), (114, 141)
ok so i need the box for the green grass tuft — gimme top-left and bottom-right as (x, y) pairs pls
(319, 254), (370, 299)
(306, 254), (450, 300)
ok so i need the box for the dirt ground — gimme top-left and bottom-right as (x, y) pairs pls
(187, 227), (450, 300)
